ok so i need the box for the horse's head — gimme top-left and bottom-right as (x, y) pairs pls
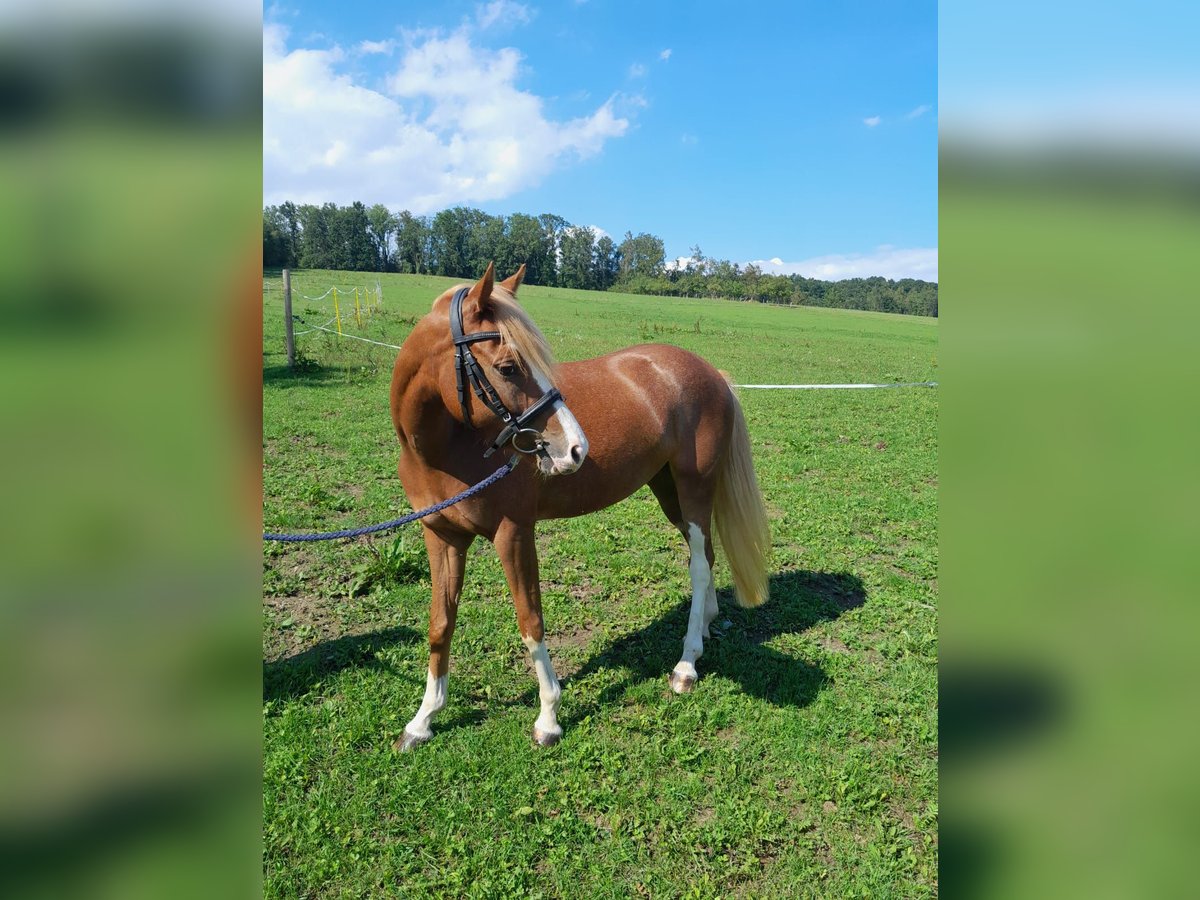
(435, 263), (588, 476)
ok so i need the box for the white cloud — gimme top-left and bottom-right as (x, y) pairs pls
(906, 104), (932, 119)
(476, 0), (532, 30)
(628, 62), (646, 78)
(941, 82), (1200, 152)
(263, 24), (630, 213)
(680, 132), (698, 145)
(863, 115), (881, 127)
(747, 246), (938, 281)
(565, 224), (609, 241)
(358, 39), (395, 55)
(659, 48), (672, 61)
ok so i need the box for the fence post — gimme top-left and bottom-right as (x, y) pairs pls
(282, 269), (295, 369)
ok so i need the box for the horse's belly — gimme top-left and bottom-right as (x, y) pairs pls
(535, 453), (666, 520)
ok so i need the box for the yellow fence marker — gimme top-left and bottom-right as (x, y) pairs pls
(333, 287), (342, 335)
(354, 287), (362, 327)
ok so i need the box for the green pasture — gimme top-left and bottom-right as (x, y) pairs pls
(263, 271), (938, 898)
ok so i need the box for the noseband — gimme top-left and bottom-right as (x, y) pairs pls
(450, 287), (563, 459)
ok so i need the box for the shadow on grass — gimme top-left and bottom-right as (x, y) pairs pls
(263, 363), (379, 388)
(0, 761), (254, 897)
(260, 570), (865, 734)
(559, 568), (866, 725)
(263, 625), (422, 707)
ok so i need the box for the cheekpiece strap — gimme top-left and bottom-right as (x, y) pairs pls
(448, 285), (564, 459)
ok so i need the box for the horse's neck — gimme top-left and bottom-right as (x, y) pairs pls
(392, 344), (454, 460)
(396, 382), (456, 460)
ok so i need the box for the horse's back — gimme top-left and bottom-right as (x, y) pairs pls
(562, 342), (732, 431)
(536, 344), (735, 519)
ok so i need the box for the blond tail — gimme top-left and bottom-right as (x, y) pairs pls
(714, 396), (771, 608)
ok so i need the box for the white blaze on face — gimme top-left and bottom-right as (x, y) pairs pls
(532, 368), (588, 474)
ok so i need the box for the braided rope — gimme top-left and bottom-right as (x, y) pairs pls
(263, 456), (518, 542)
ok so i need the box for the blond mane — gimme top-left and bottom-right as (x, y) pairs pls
(488, 285), (558, 380)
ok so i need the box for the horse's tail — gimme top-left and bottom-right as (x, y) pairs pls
(714, 395), (771, 608)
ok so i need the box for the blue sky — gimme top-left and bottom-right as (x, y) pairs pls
(940, 1), (1200, 153)
(265, 1), (937, 280)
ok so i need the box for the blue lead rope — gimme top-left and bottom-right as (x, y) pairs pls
(263, 456), (518, 542)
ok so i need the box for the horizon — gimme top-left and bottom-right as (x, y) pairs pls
(264, 1), (937, 281)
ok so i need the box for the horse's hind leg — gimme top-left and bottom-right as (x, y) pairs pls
(654, 467), (718, 694)
(395, 526), (472, 752)
(649, 466), (718, 641)
(495, 521), (563, 747)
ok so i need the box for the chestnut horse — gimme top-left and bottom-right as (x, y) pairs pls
(389, 263), (770, 750)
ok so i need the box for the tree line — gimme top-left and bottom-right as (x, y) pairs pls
(263, 202), (937, 317)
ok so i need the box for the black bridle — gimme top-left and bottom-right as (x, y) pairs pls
(450, 287), (563, 459)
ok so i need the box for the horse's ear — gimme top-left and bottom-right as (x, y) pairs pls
(499, 263), (526, 294)
(467, 261), (496, 311)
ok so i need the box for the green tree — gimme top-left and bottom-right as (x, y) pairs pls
(593, 235), (619, 289)
(367, 203), (394, 271)
(505, 213), (553, 284)
(430, 208), (472, 277)
(761, 274), (794, 305)
(559, 226), (596, 289)
(538, 213), (569, 286)
(616, 231), (666, 280)
(271, 201), (300, 267)
(468, 212), (505, 275)
(297, 203), (335, 269)
(262, 207), (289, 268)
(742, 263), (763, 301)
(394, 211), (429, 274)
(331, 202), (374, 271)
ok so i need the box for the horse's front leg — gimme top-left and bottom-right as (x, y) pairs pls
(394, 525), (473, 752)
(495, 521), (562, 747)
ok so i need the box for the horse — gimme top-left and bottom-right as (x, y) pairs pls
(389, 262), (771, 750)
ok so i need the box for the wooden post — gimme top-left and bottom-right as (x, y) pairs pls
(282, 269), (295, 369)
(333, 287), (342, 335)
(354, 287), (362, 327)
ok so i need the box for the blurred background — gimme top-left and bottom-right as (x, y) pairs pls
(941, 1), (1200, 896)
(0, 1), (261, 897)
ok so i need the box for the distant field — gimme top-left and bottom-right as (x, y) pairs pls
(263, 270), (938, 897)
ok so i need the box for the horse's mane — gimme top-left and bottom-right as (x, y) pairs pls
(488, 285), (558, 380)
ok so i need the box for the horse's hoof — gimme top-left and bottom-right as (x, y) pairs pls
(668, 671), (696, 694)
(394, 729), (431, 752)
(532, 726), (562, 748)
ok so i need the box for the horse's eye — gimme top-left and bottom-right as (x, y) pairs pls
(496, 363), (518, 378)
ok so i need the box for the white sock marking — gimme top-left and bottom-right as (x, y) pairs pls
(522, 634), (562, 737)
(672, 523), (711, 682)
(703, 581), (719, 639)
(404, 670), (447, 739)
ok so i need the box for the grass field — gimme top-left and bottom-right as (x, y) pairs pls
(262, 270), (938, 898)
